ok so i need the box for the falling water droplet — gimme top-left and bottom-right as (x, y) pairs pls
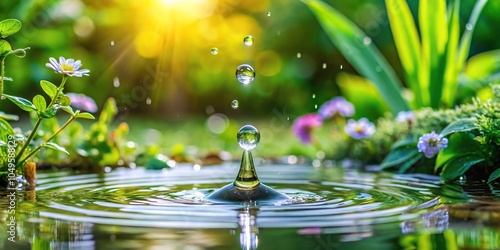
(231, 100), (239, 109)
(146, 97), (152, 105)
(267, 12), (271, 17)
(237, 125), (260, 151)
(465, 23), (473, 31)
(322, 63), (327, 69)
(312, 94), (316, 99)
(243, 35), (254, 46)
(297, 52), (301, 58)
(363, 37), (372, 45)
(110, 41), (115, 46)
(211, 47), (218, 55)
(340, 65), (343, 69)
(235, 64), (255, 85)
(314, 104), (318, 109)
(113, 77), (120, 87)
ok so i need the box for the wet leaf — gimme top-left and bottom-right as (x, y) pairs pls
(40, 107), (57, 118)
(488, 168), (500, 183)
(0, 111), (19, 121)
(381, 147), (419, 169)
(0, 39), (12, 56)
(76, 112), (95, 120)
(40, 80), (58, 98)
(439, 119), (477, 137)
(43, 142), (69, 155)
(441, 154), (485, 182)
(0, 19), (21, 38)
(4, 94), (36, 112)
(59, 105), (75, 116)
(33, 95), (47, 112)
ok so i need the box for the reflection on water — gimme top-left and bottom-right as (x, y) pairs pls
(0, 163), (499, 249)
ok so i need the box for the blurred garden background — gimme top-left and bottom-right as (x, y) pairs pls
(1, 0), (500, 157)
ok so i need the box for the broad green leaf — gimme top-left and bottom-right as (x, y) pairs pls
(440, 154), (485, 182)
(398, 153), (423, 174)
(390, 137), (417, 150)
(42, 142), (69, 155)
(488, 168), (500, 183)
(464, 49), (500, 80)
(457, 0), (489, 72)
(385, 0), (424, 107)
(56, 94), (71, 106)
(0, 111), (18, 121)
(32, 95), (46, 112)
(442, 0), (461, 106)
(76, 112), (95, 120)
(0, 39), (11, 56)
(380, 147), (420, 169)
(146, 157), (170, 170)
(40, 107), (57, 118)
(436, 132), (481, 171)
(0, 118), (14, 136)
(439, 119), (477, 137)
(0, 19), (21, 38)
(419, 0), (448, 108)
(303, 0), (409, 114)
(40, 80), (58, 98)
(4, 94), (36, 112)
(59, 106), (75, 116)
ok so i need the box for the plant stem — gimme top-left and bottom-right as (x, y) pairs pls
(15, 118), (42, 165)
(48, 76), (68, 107)
(19, 114), (77, 164)
(0, 57), (5, 97)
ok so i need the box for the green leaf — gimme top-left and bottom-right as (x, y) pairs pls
(0, 19), (21, 38)
(457, 0), (489, 72)
(436, 132), (481, 171)
(40, 107), (57, 118)
(442, 0), (461, 106)
(390, 137), (417, 150)
(381, 147), (420, 169)
(59, 106), (75, 116)
(76, 112), (95, 120)
(57, 95), (71, 106)
(32, 95), (47, 112)
(0, 118), (14, 137)
(440, 154), (485, 182)
(146, 157), (170, 170)
(40, 80), (58, 98)
(398, 153), (423, 174)
(385, 0), (424, 107)
(0, 39), (12, 56)
(419, 0), (448, 108)
(439, 119), (477, 137)
(3, 94), (36, 112)
(42, 142), (69, 155)
(488, 168), (500, 183)
(464, 49), (500, 80)
(99, 98), (117, 124)
(302, 0), (409, 115)
(0, 111), (18, 121)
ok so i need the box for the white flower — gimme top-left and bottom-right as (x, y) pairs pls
(45, 56), (90, 77)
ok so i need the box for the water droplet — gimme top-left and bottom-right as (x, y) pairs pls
(363, 37), (372, 45)
(231, 100), (239, 109)
(287, 117), (289, 121)
(113, 76), (120, 87)
(110, 41), (115, 46)
(267, 12), (271, 17)
(312, 94), (316, 99)
(243, 35), (254, 46)
(211, 47), (218, 55)
(322, 63), (327, 69)
(314, 104), (318, 109)
(340, 65), (343, 70)
(235, 64), (255, 85)
(297, 52), (301, 58)
(465, 23), (473, 31)
(237, 125), (260, 151)
(146, 97), (152, 105)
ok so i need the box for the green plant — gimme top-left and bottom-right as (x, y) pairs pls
(303, 0), (491, 111)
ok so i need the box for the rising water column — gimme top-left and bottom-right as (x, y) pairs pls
(206, 125), (289, 203)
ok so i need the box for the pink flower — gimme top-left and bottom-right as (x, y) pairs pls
(292, 114), (322, 144)
(66, 93), (98, 113)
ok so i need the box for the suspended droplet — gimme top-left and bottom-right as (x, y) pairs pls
(312, 94), (316, 99)
(267, 12), (271, 17)
(363, 37), (372, 45)
(113, 76), (120, 87)
(231, 100), (239, 109)
(110, 41), (115, 46)
(340, 65), (343, 70)
(297, 52), (301, 58)
(146, 97), (152, 105)
(235, 64), (255, 85)
(322, 63), (327, 69)
(237, 125), (260, 151)
(314, 104), (318, 109)
(465, 23), (473, 31)
(243, 35), (254, 46)
(211, 47), (218, 55)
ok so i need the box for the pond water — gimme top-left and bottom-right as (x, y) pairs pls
(1, 162), (499, 250)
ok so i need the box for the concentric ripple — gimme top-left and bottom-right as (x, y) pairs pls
(32, 163), (446, 231)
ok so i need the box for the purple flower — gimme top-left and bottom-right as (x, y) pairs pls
(417, 131), (448, 158)
(66, 93), (98, 113)
(292, 114), (323, 144)
(318, 97), (354, 119)
(46, 57), (90, 77)
(344, 118), (375, 139)
(396, 111), (415, 124)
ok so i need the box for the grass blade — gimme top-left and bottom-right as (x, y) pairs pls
(303, 0), (409, 114)
(457, 0), (489, 71)
(385, 0), (424, 107)
(442, 0), (461, 106)
(419, 0), (448, 108)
